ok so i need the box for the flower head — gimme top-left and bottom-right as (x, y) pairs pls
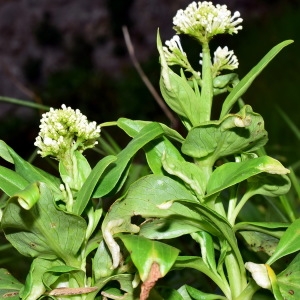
(173, 1), (243, 43)
(211, 46), (239, 76)
(34, 104), (101, 159)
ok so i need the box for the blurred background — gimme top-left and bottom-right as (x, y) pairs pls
(0, 0), (299, 161)
(0, 0), (299, 287)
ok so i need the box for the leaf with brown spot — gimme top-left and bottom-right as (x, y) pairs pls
(140, 262), (161, 300)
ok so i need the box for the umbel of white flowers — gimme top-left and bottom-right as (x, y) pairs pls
(163, 1), (242, 77)
(173, 1), (243, 43)
(35, 104), (101, 159)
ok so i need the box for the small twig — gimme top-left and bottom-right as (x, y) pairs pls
(122, 26), (178, 128)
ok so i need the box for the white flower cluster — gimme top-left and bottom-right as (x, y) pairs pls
(211, 46), (239, 76)
(173, 1), (243, 42)
(35, 104), (101, 159)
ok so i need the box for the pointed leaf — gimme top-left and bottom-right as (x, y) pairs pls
(157, 32), (200, 127)
(220, 40), (293, 118)
(267, 218), (300, 265)
(117, 234), (179, 281)
(73, 155), (117, 215)
(93, 122), (164, 198)
(0, 166), (29, 197)
(206, 156), (289, 196)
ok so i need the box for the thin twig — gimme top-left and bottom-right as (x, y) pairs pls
(122, 26), (178, 128)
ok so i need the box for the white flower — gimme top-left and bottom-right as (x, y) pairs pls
(34, 104), (101, 159)
(163, 35), (188, 66)
(210, 46), (238, 76)
(173, 1), (243, 43)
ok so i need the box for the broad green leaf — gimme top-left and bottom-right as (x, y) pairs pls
(93, 122), (164, 198)
(186, 284), (227, 300)
(182, 105), (268, 166)
(0, 141), (61, 199)
(157, 31), (200, 127)
(117, 117), (184, 143)
(239, 231), (279, 256)
(206, 156), (289, 197)
(0, 166), (29, 197)
(277, 252), (300, 299)
(0, 269), (23, 300)
(1, 182), (86, 266)
(220, 40), (293, 118)
(117, 234), (179, 281)
(102, 174), (213, 268)
(73, 155), (117, 215)
(267, 218), (300, 265)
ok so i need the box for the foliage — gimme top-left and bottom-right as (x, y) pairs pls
(0, 2), (299, 300)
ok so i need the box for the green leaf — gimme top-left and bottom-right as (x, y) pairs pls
(220, 40), (293, 118)
(182, 105), (268, 165)
(191, 231), (217, 272)
(102, 174), (212, 268)
(206, 156), (289, 197)
(267, 218), (300, 265)
(93, 240), (114, 280)
(1, 182), (86, 266)
(0, 269), (23, 300)
(0, 140), (13, 163)
(12, 182), (40, 210)
(20, 258), (54, 300)
(73, 155), (117, 215)
(146, 136), (184, 175)
(185, 284), (227, 300)
(0, 166), (29, 197)
(239, 231), (279, 256)
(140, 218), (199, 240)
(0, 141), (61, 199)
(277, 252), (300, 299)
(157, 31), (200, 127)
(247, 173), (291, 197)
(162, 151), (206, 197)
(93, 122), (164, 198)
(117, 117), (184, 143)
(117, 234), (179, 282)
(173, 257), (230, 298)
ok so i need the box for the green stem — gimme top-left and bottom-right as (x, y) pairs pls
(225, 251), (247, 299)
(199, 42), (213, 122)
(229, 191), (254, 225)
(235, 279), (260, 300)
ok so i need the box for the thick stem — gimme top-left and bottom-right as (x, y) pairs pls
(199, 42), (213, 123)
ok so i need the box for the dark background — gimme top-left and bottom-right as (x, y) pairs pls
(0, 0), (299, 163)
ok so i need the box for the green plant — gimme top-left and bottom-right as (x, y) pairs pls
(0, 2), (299, 300)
